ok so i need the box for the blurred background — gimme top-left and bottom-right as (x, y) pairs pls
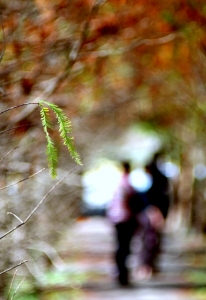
(1, 0), (206, 298)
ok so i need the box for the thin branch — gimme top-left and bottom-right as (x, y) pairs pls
(49, 0), (106, 94)
(80, 32), (183, 59)
(0, 168), (46, 191)
(142, 32), (182, 46)
(10, 277), (25, 300)
(0, 103), (38, 115)
(24, 175), (66, 222)
(7, 269), (18, 300)
(0, 261), (28, 276)
(0, 147), (19, 164)
(0, 0), (106, 126)
(6, 95), (46, 127)
(69, 0), (106, 62)
(0, 175), (66, 240)
(0, 124), (35, 135)
(0, 221), (28, 241)
(7, 213), (23, 224)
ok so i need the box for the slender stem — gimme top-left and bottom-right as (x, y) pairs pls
(0, 261), (28, 276)
(0, 147), (19, 164)
(7, 213), (23, 224)
(24, 175), (66, 222)
(0, 103), (39, 115)
(10, 277), (25, 300)
(0, 168), (46, 191)
(7, 270), (18, 300)
(0, 175), (66, 240)
(0, 223), (23, 240)
(0, 124), (35, 135)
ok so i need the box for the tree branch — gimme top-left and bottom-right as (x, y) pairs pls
(0, 260), (28, 276)
(0, 168), (46, 191)
(0, 124), (35, 135)
(7, 213), (23, 224)
(0, 1), (106, 125)
(40, 0), (107, 95)
(79, 32), (183, 59)
(0, 102), (38, 115)
(0, 147), (19, 164)
(24, 175), (66, 222)
(0, 175), (66, 240)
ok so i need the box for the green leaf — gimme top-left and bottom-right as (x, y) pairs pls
(46, 137), (58, 178)
(40, 106), (53, 131)
(39, 100), (82, 178)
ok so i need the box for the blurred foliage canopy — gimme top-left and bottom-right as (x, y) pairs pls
(1, 0), (206, 155)
(2, 0), (206, 292)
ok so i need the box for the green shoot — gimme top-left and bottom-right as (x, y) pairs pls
(39, 100), (82, 178)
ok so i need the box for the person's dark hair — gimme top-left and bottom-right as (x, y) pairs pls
(145, 150), (165, 174)
(121, 161), (131, 173)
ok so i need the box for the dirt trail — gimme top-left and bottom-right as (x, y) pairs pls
(56, 216), (206, 300)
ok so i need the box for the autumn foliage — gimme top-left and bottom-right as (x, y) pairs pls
(1, 0), (206, 293)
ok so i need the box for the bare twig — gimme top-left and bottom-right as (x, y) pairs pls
(79, 32), (182, 59)
(7, 270), (18, 300)
(24, 175), (66, 222)
(7, 213), (23, 224)
(0, 103), (38, 115)
(6, 95), (45, 126)
(0, 175), (66, 240)
(144, 32), (181, 45)
(0, 124), (35, 135)
(0, 147), (19, 164)
(10, 277), (25, 300)
(0, 261), (28, 276)
(39, 0), (106, 95)
(0, 168), (46, 191)
(0, 0), (107, 125)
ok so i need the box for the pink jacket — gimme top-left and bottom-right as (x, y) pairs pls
(107, 174), (133, 224)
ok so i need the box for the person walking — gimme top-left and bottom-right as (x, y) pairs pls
(145, 153), (170, 220)
(142, 152), (171, 274)
(107, 161), (136, 286)
(107, 161), (160, 285)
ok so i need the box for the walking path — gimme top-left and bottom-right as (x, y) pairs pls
(55, 216), (206, 300)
